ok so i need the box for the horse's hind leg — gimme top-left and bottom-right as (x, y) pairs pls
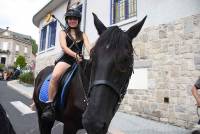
(38, 112), (55, 134)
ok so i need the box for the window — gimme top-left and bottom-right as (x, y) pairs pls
(24, 47), (28, 53)
(111, 0), (137, 24)
(3, 42), (8, 50)
(16, 45), (19, 52)
(47, 21), (57, 48)
(39, 26), (47, 51)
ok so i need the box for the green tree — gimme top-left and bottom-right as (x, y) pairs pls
(31, 39), (38, 55)
(15, 55), (27, 69)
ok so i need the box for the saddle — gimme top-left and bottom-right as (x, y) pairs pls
(39, 64), (78, 108)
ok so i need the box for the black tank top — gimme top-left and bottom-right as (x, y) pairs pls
(57, 32), (83, 65)
(66, 33), (83, 54)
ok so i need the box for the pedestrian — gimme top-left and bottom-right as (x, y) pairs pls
(191, 77), (200, 134)
(0, 104), (16, 134)
(41, 8), (91, 121)
(192, 77), (200, 107)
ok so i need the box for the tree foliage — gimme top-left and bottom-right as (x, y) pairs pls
(15, 55), (27, 69)
(31, 39), (38, 55)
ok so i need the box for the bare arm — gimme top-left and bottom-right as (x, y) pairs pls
(59, 31), (77, 58)
(82, 33), (91, 54)
(192, 85), (200, 106)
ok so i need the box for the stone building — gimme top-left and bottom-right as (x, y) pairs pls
(120, 14), (200, 129)
(0, 27), (34, 69)
(33, 0), (200, 128)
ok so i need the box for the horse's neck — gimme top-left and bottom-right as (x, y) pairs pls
(78, 60), (91, 94)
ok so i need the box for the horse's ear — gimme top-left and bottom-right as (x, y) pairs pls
(92, 13), (107, 35)
(126, 16), (147, 40)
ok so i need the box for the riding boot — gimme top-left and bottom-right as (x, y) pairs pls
(41, 102), (55, 121)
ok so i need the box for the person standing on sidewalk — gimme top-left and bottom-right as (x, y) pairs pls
(192, 77), (200, 107)
(191, 77), (200, 132)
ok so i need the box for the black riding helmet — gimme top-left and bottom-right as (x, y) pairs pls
(65, 9), (81, 23)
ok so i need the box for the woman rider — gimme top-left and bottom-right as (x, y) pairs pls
(41, 8), (91, 121)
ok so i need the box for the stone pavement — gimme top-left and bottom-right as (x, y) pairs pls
(7, 80), (191, 134)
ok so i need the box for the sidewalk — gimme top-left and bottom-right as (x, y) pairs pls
(7, 80), (33, 99)
(7, 80), (191, 134)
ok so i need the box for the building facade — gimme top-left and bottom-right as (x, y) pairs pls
(0, 27), (34, 69)
(33, 0), (200, 128)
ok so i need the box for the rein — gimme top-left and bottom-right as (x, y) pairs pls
(77, 61), (90, 106)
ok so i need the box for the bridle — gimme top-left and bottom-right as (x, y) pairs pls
(77, 59), (132, 113)
(77, 51), (133, 113)
(88, 63), (132, 113)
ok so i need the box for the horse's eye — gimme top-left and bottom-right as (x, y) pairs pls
(115, 57), (130, 72)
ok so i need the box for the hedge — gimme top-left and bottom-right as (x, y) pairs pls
(19, 72), (34, 85)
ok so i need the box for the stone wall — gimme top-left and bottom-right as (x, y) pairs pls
(119, 14), (200, 129)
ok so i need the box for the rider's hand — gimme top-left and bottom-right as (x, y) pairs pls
(76, 54), (82, 63)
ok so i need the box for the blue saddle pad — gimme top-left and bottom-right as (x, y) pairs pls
(39, 64), (78, 105)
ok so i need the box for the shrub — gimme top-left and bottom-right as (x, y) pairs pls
(0, 64), (5, 70)
(19, 72), (34, 85)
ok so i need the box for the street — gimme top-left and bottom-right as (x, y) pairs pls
(1, 80), (191, 134)
(0, 81), (63, 134)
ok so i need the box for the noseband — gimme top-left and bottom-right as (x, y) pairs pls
(88, 77), (130, 113)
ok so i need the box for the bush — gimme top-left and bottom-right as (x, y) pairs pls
(0, 64), (5, 70)
(19, 72), (34, 85)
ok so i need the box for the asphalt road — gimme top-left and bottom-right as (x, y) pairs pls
(0, 81), (63, 134)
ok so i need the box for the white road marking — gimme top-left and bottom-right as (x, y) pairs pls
(10, 101), (35, 115)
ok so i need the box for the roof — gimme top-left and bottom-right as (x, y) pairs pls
(33, 0), (68, 27)
(0, 28), (32, 45)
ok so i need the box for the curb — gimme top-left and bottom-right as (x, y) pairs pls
(7, 80), (33, 99)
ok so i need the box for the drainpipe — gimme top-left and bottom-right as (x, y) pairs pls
(83, 0), (87, 32)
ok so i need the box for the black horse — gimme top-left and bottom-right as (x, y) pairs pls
(33, 13), (146, 134)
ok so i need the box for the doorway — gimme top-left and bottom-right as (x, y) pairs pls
(1, 57), (6, 64)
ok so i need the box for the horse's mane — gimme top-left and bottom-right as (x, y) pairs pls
(92, 26), (134, 71)
(94, 26), (133, 53)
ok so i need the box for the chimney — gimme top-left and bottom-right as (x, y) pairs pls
(6, 27), (9, 30)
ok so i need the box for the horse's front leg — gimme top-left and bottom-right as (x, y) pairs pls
(37, 111), (55, 134)
(63, 119), (81, 134)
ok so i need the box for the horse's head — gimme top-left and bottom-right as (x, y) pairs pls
(82, 13), (147, 134)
